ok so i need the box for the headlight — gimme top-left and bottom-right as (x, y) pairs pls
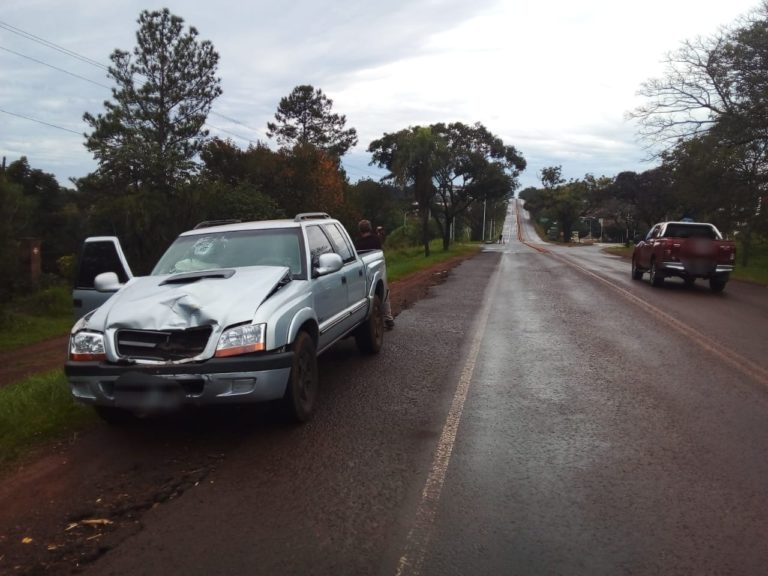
(215, 323), (266, 357)
(70, 331), (106, 361)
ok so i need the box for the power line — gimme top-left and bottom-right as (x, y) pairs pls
(2, 41), (257, 142)
(342, 159), (386, 178)
(0, 19), (108, 71)
(0, 107), (81, 135)
(204, 122), (257, 144)
(0, 19), (265, 137)
(0, 45), (111, 89)
(0, 105), (253, 146)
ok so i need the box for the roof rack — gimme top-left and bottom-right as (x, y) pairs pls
(193, 219), (242, 230)
(294, 212), (331, 222)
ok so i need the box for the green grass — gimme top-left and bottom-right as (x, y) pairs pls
(0, 314), (73, 352)
(0, 284), (73, 352)
(385, 240), (481, 282)
(603, 245), (633, 258)
(733, 238), (768, 285)
(0, 369), (96, 469)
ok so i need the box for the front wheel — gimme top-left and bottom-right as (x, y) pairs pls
(649, 260), (664, 287)
(355, 293), (384, 355)
(282, 331), (318, 423)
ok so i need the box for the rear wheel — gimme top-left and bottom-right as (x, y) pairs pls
(649, 259), (664, 287)
(631, 258), (643, 280)
(355, 293), (384, 355)
(282, 331), (318, 423)
(710, 276), (728, 293)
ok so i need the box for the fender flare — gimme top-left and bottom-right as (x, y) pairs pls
(287, 307), (319, 347)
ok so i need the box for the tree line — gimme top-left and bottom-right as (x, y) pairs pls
(7, 3), (766, 302)
(1, 8), (525, 302)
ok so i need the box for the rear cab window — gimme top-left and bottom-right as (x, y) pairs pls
(662, 224), (720, 240)
(323, 223), (356, 263)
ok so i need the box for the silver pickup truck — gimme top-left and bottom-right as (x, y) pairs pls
(65, 213), (387, 423)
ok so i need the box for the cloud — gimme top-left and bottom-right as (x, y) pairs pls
(0, 0), (760, 189)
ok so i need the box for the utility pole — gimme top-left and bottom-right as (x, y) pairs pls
(481, 198), (487, 242)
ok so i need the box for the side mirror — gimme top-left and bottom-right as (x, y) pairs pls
(314, 253), (343, 277)
(94, 271), (123, 292)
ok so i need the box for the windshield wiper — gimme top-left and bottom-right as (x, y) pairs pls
(161, 269), (236, 285)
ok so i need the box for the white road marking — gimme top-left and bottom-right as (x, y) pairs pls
(395, 259), (502, 576)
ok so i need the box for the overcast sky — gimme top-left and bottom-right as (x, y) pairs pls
(0, 0), (761, 191)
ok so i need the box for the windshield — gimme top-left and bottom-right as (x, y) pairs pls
(151, 228), (306, 279)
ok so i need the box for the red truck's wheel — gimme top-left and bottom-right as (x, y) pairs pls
(710, 277), (727, 293)
(632, 258), (644, 280)
(649, 260), (664, 287)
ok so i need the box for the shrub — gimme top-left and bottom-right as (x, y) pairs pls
(386, 221), (441, 248)
(57, 254), (77, 284)
(17, 284), (71, 315)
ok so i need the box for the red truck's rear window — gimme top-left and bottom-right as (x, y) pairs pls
(662, 224), (719, 240)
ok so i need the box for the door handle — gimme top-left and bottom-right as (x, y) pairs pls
(341, 276), (347, 284)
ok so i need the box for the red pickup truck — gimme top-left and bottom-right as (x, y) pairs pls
(632, 221), (736, 292)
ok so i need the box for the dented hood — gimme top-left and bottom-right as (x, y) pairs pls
(88, 266), (290, 331)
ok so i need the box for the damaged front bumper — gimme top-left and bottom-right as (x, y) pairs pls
(65, 351), (293, 410)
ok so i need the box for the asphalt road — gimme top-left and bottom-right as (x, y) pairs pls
(75, 202), (768, 575)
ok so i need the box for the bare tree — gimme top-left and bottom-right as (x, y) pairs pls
(630, 35), (734, 149)
(631, 3), (768, 152)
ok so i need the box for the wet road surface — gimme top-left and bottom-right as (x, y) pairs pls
(69, 201), (768, 575)
(407, 203), (768, 575)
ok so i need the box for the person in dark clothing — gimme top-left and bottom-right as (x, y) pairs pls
(355, 220), (394, 329)
(356, 219), (383, 251)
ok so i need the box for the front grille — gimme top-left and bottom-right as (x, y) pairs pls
(115, 326), (213, 361)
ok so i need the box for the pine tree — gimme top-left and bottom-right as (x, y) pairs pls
(83, 9), (222, 195)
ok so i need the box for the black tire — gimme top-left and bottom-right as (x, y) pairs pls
(631, 257), (643, 280)
(709, 277), (727, 293)
(282, 331), (318, 423)
(94, 405), (137, 426)
(355, 293), (384, 355)
(649, 259), (664, 287)
(684, 277), (696, 287)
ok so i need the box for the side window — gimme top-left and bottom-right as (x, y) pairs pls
(323, 224), (355, 263)
(306, 226), (333, 267)
(75, 240), (130, 288)
(647, 226), (661, 240)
